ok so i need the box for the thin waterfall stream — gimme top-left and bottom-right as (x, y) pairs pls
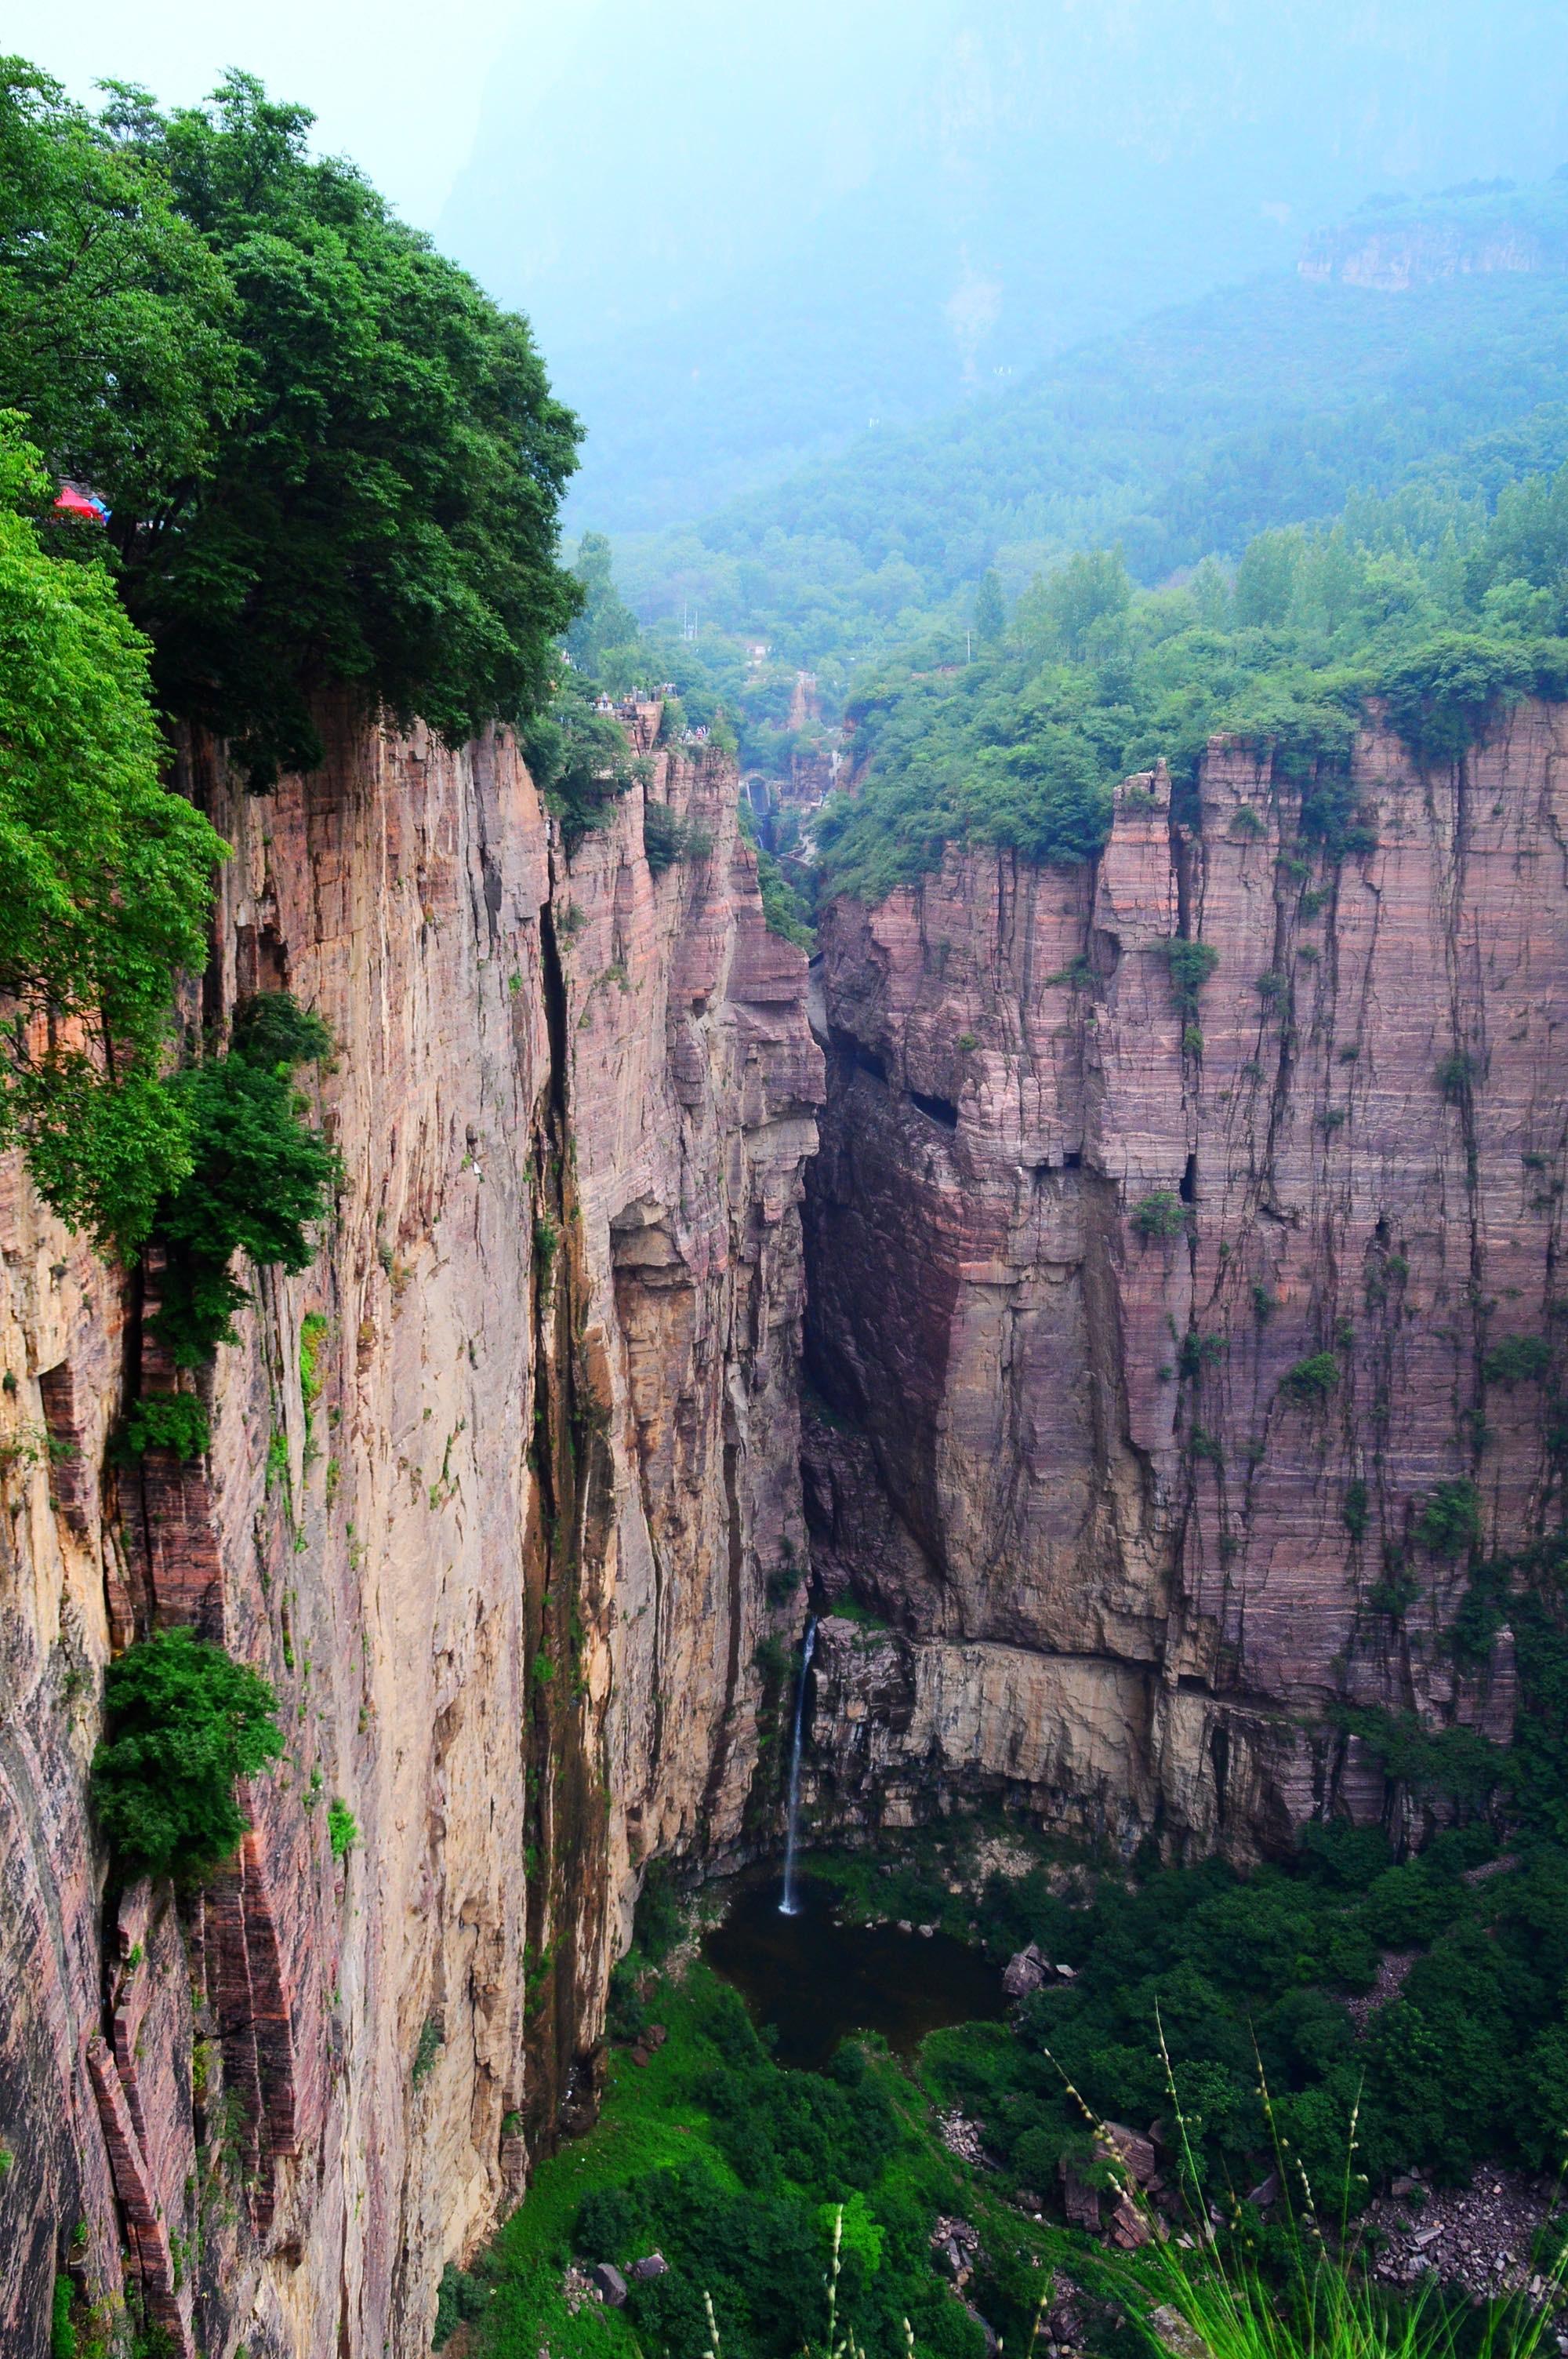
(779, 1618), (817, 1915)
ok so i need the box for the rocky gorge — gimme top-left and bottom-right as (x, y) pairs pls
(0, 705), (819, 2354)
(1, 689), (1565, 2356)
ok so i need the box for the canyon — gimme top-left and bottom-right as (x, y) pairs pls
(1, 692), (1564, 2354)
(0, 707), (819, 2354)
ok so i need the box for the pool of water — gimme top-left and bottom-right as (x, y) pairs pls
(701, 1870), (1004, 2070)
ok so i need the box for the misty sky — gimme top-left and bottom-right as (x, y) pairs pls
(5, 0), (543, 229)
(15, 1), (1568, 531)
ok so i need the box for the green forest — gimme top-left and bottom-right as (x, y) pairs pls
(814, 445), (1568, 900)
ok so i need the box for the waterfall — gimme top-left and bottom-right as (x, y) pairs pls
(779, 1618), (817, 1916)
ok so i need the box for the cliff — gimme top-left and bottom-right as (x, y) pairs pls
(0, 709), (819, 2354)
(803, 702), (1566, 1857)
(1298, 180), (1568, 291)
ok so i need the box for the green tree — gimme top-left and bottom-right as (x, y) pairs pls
(91, 1626), (283, 1878)
(566, 531), (642, 678)
(0, 417), (226, 1249)
(1026, 547), (1131, 660)
(0, 60), (240, 526)
(1232, 528), (1301, 627)
(974, 567), (1005, 645)
(150, 994), (340, 1364)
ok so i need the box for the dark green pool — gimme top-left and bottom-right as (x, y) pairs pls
(702, 1869), (1005, 2069)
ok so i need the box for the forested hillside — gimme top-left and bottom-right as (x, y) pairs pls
(818, 453), (1568, 900)
(615, 185), (1568, 673)
(445, 0), (1568, 529)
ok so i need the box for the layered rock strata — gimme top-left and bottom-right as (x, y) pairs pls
(0, 707), (818, 2355)
(804, 703), (1566, 1856)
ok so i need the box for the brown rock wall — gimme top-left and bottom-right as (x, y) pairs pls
(0, 710), (817, 2353)
(804, 705), (1568, 1856)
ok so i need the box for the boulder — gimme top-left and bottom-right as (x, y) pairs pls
(1003, 1943), (1047, 1999)
(1106, 2186), (1152, 2250)
(1060, 2161), (1102, 2230)
(1101, 2122), (1157, 2186)
(631, 2253), (669, 2282)
(1149, 2303), (1210, 2359)
(591, 2263), (628, 2308)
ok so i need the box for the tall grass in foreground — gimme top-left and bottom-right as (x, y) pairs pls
(1051, 2009), (1567, 2359)
(688, 2019), (1566, 2359)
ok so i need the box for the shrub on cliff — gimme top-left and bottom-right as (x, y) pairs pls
(1131, 1190), (1187, 1243)
(118, 1393), (211, 1463)
(91, 1626), (283, 1880)
(642, 799), (712, 875)
(149, 993), (340, 1365)
(1280, 1350), (1340, 1405)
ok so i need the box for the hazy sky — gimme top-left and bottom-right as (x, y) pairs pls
(4, 0), (554, 229)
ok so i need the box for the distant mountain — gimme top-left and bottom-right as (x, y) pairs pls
(1301, 171), (1568, 287)
(608, 202), (1568, 668)
(441, 0), (1568, 530)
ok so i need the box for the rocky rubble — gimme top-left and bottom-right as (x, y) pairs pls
(1363, 2169), (1566, 2309)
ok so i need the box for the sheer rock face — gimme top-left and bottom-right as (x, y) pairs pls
(804, 704), (1567, 1857)
(0, 711), (818, 2356)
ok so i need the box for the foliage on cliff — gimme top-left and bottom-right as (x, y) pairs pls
(91, 1627), (283, 1879)
(618, 254), (1568, 670)
(521, 673), (640, 845)
(815, 463), (1568, 902)
(0, 56), (583, 783)
(0, 418), (226, 1246)
(0, 56), (581, 1258)
(149, 993), (340, 1365)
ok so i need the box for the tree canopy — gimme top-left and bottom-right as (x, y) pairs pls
(0, 417), (224, 1246)
(0, 58), (581, 1255)
(816, 460), (1568, 903)
(0, 60), (583, 783)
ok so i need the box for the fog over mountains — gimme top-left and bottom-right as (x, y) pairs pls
(441, 0), (1568, 530)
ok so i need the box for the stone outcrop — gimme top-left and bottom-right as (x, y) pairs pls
(803, 702), (1567, 1856)
(0, 705), (818, 2354)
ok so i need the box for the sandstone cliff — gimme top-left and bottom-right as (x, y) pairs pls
(0, 708), (819, 2354)
(803, 703), (1566, 1858)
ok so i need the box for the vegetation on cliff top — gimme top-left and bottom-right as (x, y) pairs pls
(2, 58), (582, 784)
(815, 455), (1568, 902)
(0, 55), (579, 1267)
